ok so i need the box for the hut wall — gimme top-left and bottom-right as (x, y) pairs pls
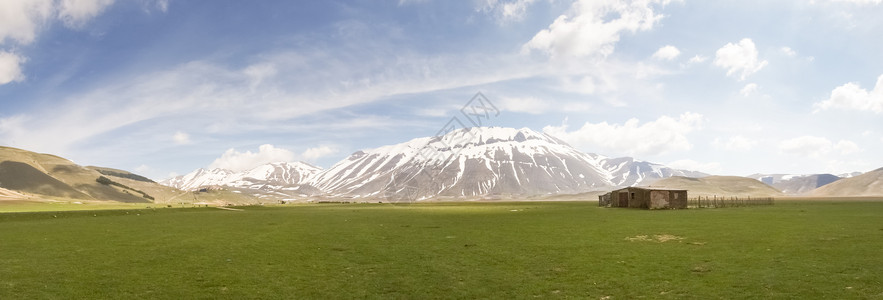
(649, 190), (670, 209)
(670, 190), (687, 209)
(598, 193), (612, 207)
(627, 188), (651, 209)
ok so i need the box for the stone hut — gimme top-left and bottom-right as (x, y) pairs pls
(602, 187), (687, 209)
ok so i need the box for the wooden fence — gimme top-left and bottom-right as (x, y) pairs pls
(688, 195), (774, 208)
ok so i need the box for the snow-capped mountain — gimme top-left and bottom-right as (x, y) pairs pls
(747, 173), (842, 195)
(161, 161), (322, 193)
(308, 127), (705, 200)
(599, 156), (707, 187)
(161, 127), (706, 201)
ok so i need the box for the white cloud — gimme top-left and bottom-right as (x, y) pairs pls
(780, 46), (797, 56)
(687, 55), (707, 64)
(652, 45), (680, 60)
(667, 159), (722, 174)
(714, 38), (768, 81)
(522, 0), (672, 59)
(542, 112), (704, 157)
(813, 74), (883, 113)
(301, 145), (339, 162)
(778, 136), (862, 158)
(0, 0), (54, 45)
(0, 51), (26, 84)
(58, 0), (115, 28)
(739, 83), (758, 96)
(832, 0), (882, 4)
(134, 164), (150, 173)
(172, 131), (190, 145)
(0, 0), (115, 85)
(208, 144), (296, 172)
(712, 135), (757, 151)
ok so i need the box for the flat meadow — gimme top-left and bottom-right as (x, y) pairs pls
(1, 200), (882, 299)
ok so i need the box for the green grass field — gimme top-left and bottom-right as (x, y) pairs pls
(2, 201), (882, 299)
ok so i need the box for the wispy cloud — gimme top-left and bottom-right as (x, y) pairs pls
(713, 135), (757, 151)
(58, 0), (116, 28)
(172, 131), (191, 145)
(778, 135), (862, 158)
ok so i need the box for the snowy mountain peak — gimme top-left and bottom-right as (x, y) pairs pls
(309, 126), (705, 200)
(430, 127), (568, 149)
(163, 127), (707, 201)
(161, 161), (322, 191)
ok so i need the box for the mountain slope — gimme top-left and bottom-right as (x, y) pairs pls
(160, 162), (323, 197)
(308, 127), (704, 200)
(810, 168), (883, 197)
(748, 174), (841, 195)
(600, 156), (707, 187)
(0, 146), (182, 203)
(646, 176), (783, 197)
(309, 127), (610, 199)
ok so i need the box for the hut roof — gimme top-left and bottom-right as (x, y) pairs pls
(615, 187), (687, 192)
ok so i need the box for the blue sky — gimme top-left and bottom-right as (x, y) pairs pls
(1, 0), (882, 180)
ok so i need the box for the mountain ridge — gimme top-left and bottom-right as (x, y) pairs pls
(162, 127), (708, 201)
(747, 173), (842, 195)
(810, 168), (883, 196)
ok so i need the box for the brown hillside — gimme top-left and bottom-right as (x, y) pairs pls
(810, 168), (883, 197)
(645, 176), (783, 197)
(0, 146), (183, 203)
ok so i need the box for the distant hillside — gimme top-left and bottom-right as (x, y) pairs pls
(747, 173), (841, 195)
(88, 166), (155, 183)
(0, 146), (182, 203)
(645, 176), (783, 197)
(810, 168), (883, 197)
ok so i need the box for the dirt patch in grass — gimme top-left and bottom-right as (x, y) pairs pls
(625, 234), (685, 242)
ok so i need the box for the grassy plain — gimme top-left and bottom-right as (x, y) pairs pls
(1, 201), (882, 299)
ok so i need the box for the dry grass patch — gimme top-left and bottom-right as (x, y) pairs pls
(624, 234), (685, 242)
